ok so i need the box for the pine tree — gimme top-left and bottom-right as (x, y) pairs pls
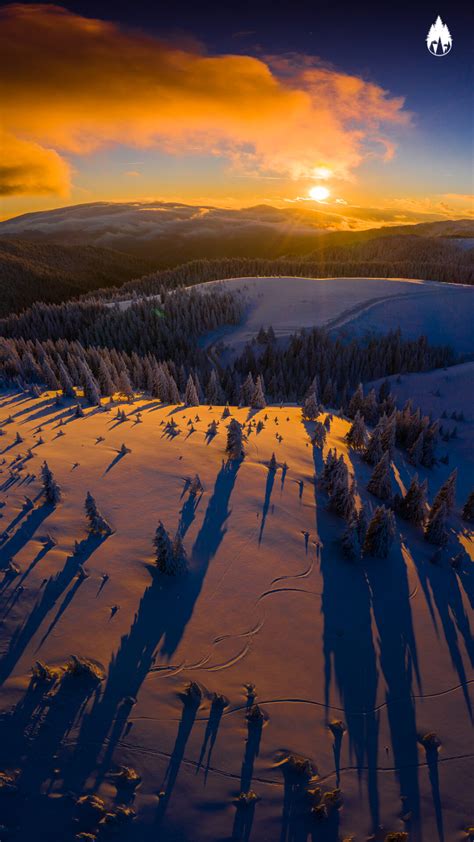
(312, 420), (327, 448)
(302, 390), (319, 421)
(251, 375), (266, 409)
(348, 383), (364, 418)
(462, 490), (474, 522)
(85, 492), (112, 535)
(341, 517), (361, 560)
(380, 412), (396, 457)
(226, 419), (244, 460)
(58, 360), (75, 398)
(363, 506), (396, 558)
(367, 452), (392, 501)
(242, 373), (255, 406)
(171, 533), (188, 575)
(74, 403), (85, 418)
(153, 522), (174, 573)
(118, 369), (134, 401)
(41, 461), (61, 505)
(185, 375), (199, 407)
(328, 477), (355, 520)
(424, 500), (449, 546)
(345, 411), (367, 450)
(268, 452), (277, 471)
(397, 475), (427, 524)
(363, 424), (384, 466)
(432, 469), (457, 514)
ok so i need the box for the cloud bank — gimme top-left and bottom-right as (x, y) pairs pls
(0, 3), (409, 197)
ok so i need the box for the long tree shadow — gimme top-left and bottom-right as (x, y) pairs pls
(0, 533), (103, 686)
(232, 715), (262, 841)
(364, 541), (421, 834)
(64, 461), (242, 800)
(313, 446), (381, 831)
(259, 465), (277, 545)
(178, 490), (203, 538)
(413, 552), (473, 719)
(0, 502), (52, 572)
(196, 694), (226, 782)
(154, 693), (201, 828)
(0, 668), (101, 840)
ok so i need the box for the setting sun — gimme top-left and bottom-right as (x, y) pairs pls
(308, 185), (330, 201)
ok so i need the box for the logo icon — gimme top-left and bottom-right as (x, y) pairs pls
(426, 16), (452, 55)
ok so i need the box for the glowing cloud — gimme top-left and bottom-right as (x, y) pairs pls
(0, 4), (410, 197)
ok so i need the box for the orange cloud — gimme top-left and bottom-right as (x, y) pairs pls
(0, 4), (410, 197)
(0, 130), (70, 196)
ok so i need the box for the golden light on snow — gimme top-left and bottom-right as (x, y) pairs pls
(308, 185), (330, 202)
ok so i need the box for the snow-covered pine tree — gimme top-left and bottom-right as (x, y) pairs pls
(226, 418), (244, 460)
(462, 490), (474, 522)
(431, 469), (457, 514)
(363, 423), (384, 466)
(367, 451), (392, 501)
(397, 475), (427, 524)
(312, 420), (327, 448)
(348, 383), (364, 418)
(328, 477), (356, 520)
(41, 461), (61, 505)
(118, 369), (134, 402)
(185, 375), (199, 407)
(153, 521), (174, 574)
(241, 373), (255, 406)
(345, 411), (367, 450)
(424, 499), (449, 546)
(302, 390), (319, 421)
(363, 506), (396, 558)
(85, 492), (112, 535)
(58, 360), (75, 398)
(341, 517), (361, 560)
(251, 375), (266, 409)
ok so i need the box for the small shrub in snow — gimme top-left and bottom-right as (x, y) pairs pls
(183, 681), (202, 706)
(234, 791), (259, 808)
(66, 656), (105, 683)
(112, 766), (141, 788)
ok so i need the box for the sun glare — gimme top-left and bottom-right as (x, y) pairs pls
(309, 185), (330, 202)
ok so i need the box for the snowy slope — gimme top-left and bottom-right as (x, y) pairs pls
(194, 276), (474, 356)
(0, 391), (472, 842)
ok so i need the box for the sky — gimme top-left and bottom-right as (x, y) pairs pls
(0, 0), (472, 227)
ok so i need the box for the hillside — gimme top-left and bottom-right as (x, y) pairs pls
(193, 276), (474, 357)
(0, 391), (472, 842)
(0, 239), (155, 316)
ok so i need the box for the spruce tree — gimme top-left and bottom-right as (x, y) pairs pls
(153, 522), (174, 573)
(367, 451), (392, 501)
(251, 375), (266, 410)
(363, 506), (396, 558)
(226, 419), (244, 460)
(85, 492), (112, 535)
(432, 469), (457, 514)
(348, 383), (364, 418)
(424, 500), (449, 546)
(363, 424), (384, 466)
(302, 390), (319, 421)
(397, 475), (427, 524)
(341, 517), (360, 560)
(185, 375), (199, 407)
(41, 461), (61, 505)
(345, 411), (367, 450)
(312, 420), (326, 448)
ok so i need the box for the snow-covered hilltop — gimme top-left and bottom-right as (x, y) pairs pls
(0, 391), (472, 841)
